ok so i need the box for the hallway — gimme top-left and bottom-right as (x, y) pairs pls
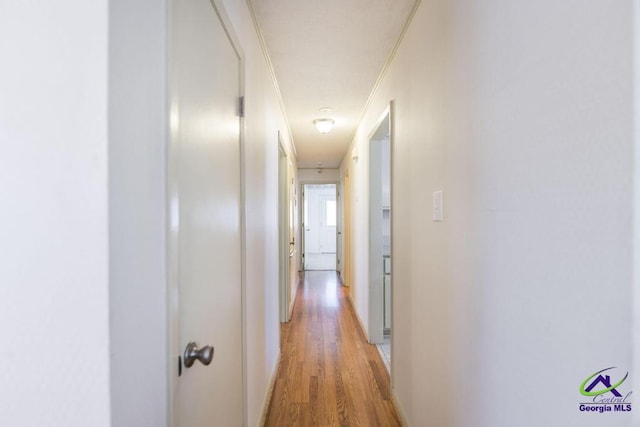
(265, 271), (401, 426)
(3, 0), (637, 426)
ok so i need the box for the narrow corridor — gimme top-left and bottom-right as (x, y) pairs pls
(265, 271), (401, 426)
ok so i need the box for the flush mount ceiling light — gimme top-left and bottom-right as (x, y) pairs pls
(313, 118), (335, 134)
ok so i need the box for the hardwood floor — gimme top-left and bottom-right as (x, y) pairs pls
(264, 271), (401, 427)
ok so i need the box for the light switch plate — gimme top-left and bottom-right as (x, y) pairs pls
(433, 190), (443, 222)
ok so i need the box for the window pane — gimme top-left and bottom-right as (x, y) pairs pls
(304, 198), (308, 225)
(326, 200), (336, 226)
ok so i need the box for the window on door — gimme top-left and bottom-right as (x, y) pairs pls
(326, 200), (336, 227)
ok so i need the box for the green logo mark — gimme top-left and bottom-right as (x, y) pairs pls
(579, 367), (628, 397)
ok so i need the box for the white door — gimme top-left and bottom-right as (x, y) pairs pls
(303, 187), (320, 254)
(320, 195), (337, 253)
(278, 143), (291, 322)
(170, 0), (243, 425)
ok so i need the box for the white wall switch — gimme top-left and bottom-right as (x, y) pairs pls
(433, 190), (443, 222)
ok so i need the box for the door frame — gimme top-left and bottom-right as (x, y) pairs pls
(319, 194), (337, 253)
(166, 0), (247, 425)
(278, 135), (291, 322)
(367, 106), (391, 345)
(299, 181), (340, 272)
(342, 169), (351, 287)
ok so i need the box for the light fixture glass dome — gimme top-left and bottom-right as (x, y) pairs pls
(313, 118), (335, 134)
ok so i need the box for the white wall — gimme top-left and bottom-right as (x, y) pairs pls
(108, 0), (169, 425)
(298, 168), (341, 182)
(0, 1), (295, 426)
(343, 1), (634, 426)
(0, 1), (111, 425)
(218, 1), (298, 424)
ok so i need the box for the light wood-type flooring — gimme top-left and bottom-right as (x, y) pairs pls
(264, 271), (401, 426)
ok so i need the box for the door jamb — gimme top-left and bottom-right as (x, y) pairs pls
(278, 136), (291, 322)
(299, 181), (340, 272)
(367, 106), (391, 345)
(342, 169), (351, 287)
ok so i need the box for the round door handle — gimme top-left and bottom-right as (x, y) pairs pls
(183, 342), (214, 368)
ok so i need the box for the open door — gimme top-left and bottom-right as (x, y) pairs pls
(368, 109), (391, 347)
(302, 184), (337, 270)
(320, 195), (337, 253)
(279, 140), (291, 322)
(169, 0), (244, 425)
(343, 169), (351, 287)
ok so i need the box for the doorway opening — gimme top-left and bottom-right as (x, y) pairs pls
(368, 108), (392, 371)
(342, 169), (351, 287)
(302, 184), (338, 271)
(278, 139), (292, 323)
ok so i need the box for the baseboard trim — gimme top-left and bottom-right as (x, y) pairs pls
(287, 273), (301, 321)
(391, 388), (409, 426)
(347, 294), (406, 425)
(288, 290), (296, 320)
(346, 293), (369, 342)
(259, 352), (281, 426)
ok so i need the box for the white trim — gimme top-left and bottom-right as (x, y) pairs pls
(244, 0), (297, 159)
(388, 100), (396, 388)
(347, 294), (370, 343)
(278, 137), (292, 323)
(299, 181), (341, 272)
(289, 287), (297, 319)
(367, 107), (391, 345)
(259, 352), (281, 426)
(354, 0), (422, 133)
(342, 167), (351, 288)
(391, 388), (410, 426)
(338, 0), (421, 171)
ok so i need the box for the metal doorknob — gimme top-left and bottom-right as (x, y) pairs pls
(183, 342), (214, 368)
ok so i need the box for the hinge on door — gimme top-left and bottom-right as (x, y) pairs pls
(239, 96), (245, 117)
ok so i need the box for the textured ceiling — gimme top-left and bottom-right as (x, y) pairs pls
(249, 0), (417, 168)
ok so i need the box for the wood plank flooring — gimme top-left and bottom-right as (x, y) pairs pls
(264, 271), (401, 427)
